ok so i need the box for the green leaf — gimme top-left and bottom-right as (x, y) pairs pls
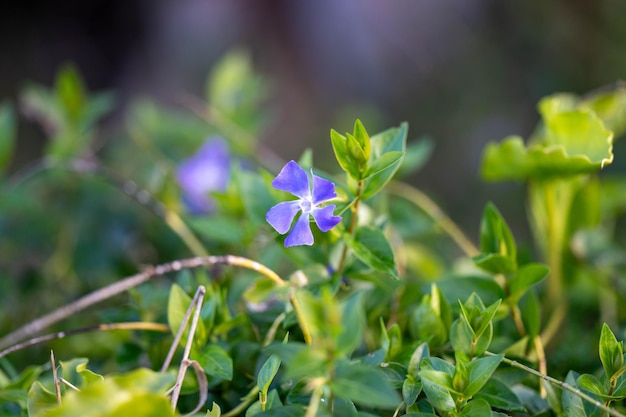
(562, 372), (587, 417)
(257, 355), (281, 396)
(463, 354), (503, 397)
(363, 151), (404, 179)
(473, 202), (517, 275)
(0, 102), (16, 174)
(576, 374), (605, 396)
(474, 378), (525, 412)
(331, 129), (363, 180)
(167, 283), (208, 350)
(403, 378), (423, 408)
(332, 363), (401, 409)
(360, 122), (407, 199)
(410, 297), (448, 349)
(580, 84), (626, 138)
(418, 369), (456, 412)
(345, 226), (397, 277)
(407, 343), (430, 379)
(353, 119), (371, 160)
(346, 133), (368, 168)
(193, 344), (234, 381)
(599, 323), (624, 380)
(481, 109), (613, 181)
(507, 263), (549, 305)
(460, 398), (491, 417)
(27, 381), (58, 417)
(45, 373), (176, 417)
(59, 358), (103, 389)
(206, 402), (222, 417)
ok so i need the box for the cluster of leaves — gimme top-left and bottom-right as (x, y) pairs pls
(1, 51), (626, 417)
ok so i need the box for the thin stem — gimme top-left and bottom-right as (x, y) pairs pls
(304, 385), (324, 417)
(51, 351), (62, 405)
(0, 255), (285, 350)
(0, 322), (169, 359)
(170, 286), (206, 411)
(487, 352), (626, 417)
(289, 292), (312, 346)
(336, 180), (364, 274)
(387, 181), (479, 257)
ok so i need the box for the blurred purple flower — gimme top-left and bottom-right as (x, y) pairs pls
(266, 160), (342, 247)
(176, 136), (230, 214)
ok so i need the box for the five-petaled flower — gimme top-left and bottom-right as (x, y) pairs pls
(266, 160), (342, 247)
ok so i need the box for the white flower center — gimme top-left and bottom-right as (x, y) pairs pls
(299, 198), (314, 214)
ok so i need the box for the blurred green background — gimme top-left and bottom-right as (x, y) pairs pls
(1, 1), (625, 230)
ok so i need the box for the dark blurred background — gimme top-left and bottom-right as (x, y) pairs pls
(1, 0), (625, 236)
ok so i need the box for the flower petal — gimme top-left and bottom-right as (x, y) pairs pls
(311, 173), (337, 204)
(272, 161), (310, 199)
(285, 213), (314, 247)
(311, 205), (342, 232)
(266, 201), (301, 234)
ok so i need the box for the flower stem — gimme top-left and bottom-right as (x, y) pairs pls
(487, 352), (626, 417)
(336, 180), (364, 274)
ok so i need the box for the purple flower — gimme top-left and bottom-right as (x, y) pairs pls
(266, 160), (342, 247)
(176, 136), (230, 214)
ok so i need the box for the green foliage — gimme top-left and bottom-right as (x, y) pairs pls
(2, 54), (626, 417)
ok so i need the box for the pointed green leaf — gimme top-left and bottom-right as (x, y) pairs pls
(520, 290), (541, 339)
(364, 151), (404, 179)
(463, 354), (503, 397)
(407, 343), (430, 378)
(206, 402), (222, 417)
(360, 123), (407, 199)
(344, 226), (397, 277)
(473, 202), (517, 274)
(193, 344), (233, 381)
(346, 133), (367, 168)
(353, 119), (371, 160)
(563, 372), (587, 417)
(167, 283), (208, 350)
(418, 369), (456, 412)
(599, 323), (623, 379)
(257, 355), (281, 396)
(474, 378), (525, 412)
(576, 374), (605, 396)
(403, 378), (423, 407)
(331, 129), (362, 180)
(460, 398), (491, 417)
(332, 363), (401, 409)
